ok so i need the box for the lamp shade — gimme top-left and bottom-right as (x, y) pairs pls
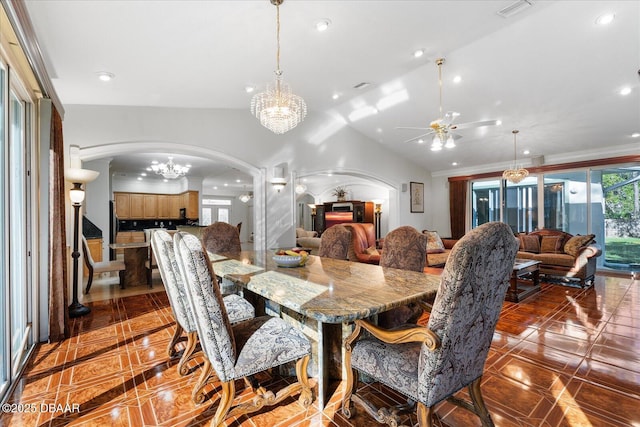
(69, 182), (85, 204)
(65, 168), (99, 183)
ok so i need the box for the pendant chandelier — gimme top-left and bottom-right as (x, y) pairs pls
(502, 130), (529, 183)
(150, 156), (190, 179)
(251, 0), (307, 134)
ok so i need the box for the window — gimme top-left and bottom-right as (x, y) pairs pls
(470, 163), (640, 274)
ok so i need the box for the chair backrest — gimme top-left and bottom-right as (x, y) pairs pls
(379, 226), (427, 272)
(174, 232), (237, 382)
(318, 225), (351, 259)
(202, 222), (241, 254)
(145, 228), (166, 266)
(419, 222), (518, 406)
(151, 230), (196, 333)
(81, 236), (95, 267)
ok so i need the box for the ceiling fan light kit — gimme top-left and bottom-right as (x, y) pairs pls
(502, 130), (529, 184)
(397, 57), (500, 150)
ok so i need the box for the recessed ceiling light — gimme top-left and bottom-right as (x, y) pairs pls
(595, 13), (615, 25)
(224, 183), (228, 187)
(213, 186), (218, 190)
(523, 150), (530, 155)
(496, 120), (503, 126)
(146, 167), (152, 171)
(332, 93), (340, 100)
(452, 162), (458, 166)
(376, 127), (383, 133)
(417, 139), (425, 144)
(315, 19), (331, 32)
(137, 177), (142, 181)
(413, 49), (425, 58)
(235, 179), (241, 183)
(141, 173), (147, 176)
(452, 75), (462, 84)
(163, 179), (168, 182)
(96, 71), (114, 82)
(151, 160), (158, 164)
(632, 132), (640, 138)
(619, 86), (632, 96)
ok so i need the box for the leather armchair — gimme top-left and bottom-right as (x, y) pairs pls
(344, 223), (380, 265)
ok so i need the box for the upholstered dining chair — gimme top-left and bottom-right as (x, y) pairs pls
(202, 221), (242, 254)
(82, 235), (125, 294)
(174, 232), (313, 424)
(152, 230), (254, 378)
(317, 224), (351, 260)
(377, 225), (428, 329)
(342, 221), (519, 427)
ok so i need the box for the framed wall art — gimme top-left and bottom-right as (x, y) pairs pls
(410, 181), (424, 213)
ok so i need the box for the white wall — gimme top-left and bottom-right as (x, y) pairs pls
(62, 105), (433, 244)
(84, 159), (111, 261)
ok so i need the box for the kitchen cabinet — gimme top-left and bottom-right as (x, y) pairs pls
(169, 195), (182, 218)
(143, 194), (158, 218)
(183, 190), (199, 219)
(112, 191), (199, 220)
(129, 194), (144, 218)
(114, 193), (130, 218)
(115, 231), (145, 255)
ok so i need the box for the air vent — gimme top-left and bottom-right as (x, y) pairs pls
(353, 82), (371, 90)
(497, 0), (533, 18)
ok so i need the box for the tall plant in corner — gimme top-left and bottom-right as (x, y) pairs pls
(332, 186), (348, 202)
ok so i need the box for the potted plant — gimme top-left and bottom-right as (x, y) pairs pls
(332, 186), (348, 202)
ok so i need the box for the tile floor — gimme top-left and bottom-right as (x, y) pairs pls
(2, 273), (639, 426)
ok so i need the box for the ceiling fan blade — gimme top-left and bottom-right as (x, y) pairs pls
(403, 131), (434, 143)
(396, 126), (431, 130)
(451, 119), (500, 130)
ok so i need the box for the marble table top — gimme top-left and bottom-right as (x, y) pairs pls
(212, 250), (441, 324)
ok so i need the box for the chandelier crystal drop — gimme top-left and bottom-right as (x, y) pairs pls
(502, 130), (529, 184)
(151, 157), (190, 179)
(251, 0), (307, 134)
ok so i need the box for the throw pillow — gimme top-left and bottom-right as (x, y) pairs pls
(519, 234), (540, 253)
(423, 230), (445, 254)
(564, 234), (595, 257)
(365, 246), (380, 256)
(540, 235), (564, 253)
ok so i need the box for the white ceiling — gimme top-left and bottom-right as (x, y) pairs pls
(23, 0), (640, 190)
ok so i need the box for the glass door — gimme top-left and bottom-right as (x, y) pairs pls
(0, 60), (7, 400)
(9, 86), (31, 379)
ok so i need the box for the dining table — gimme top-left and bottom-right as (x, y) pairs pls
(207, 250), (441, 409)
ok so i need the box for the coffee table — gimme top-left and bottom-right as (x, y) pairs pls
(507, 259), (541, 302)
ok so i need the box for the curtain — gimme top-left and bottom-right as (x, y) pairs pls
(449, 180), (467, 239)
(48, 105), (69, 341)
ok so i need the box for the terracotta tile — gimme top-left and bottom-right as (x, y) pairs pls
(5, 276), (639, 427)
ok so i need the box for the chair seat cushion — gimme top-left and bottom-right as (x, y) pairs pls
(232, 316), (311, 379)
(92, 260), (125, 273)
(351, 337), (421, 401)
(223, 294), (255, 324)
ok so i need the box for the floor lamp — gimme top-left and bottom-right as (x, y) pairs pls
(65, 168), (99, 318)
(374, 203), (382, 241)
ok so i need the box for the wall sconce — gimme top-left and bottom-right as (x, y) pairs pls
(65, 166), (100, 319)
(271, 166), (287, 192)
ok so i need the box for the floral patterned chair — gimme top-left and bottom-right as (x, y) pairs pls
(151, 230), (254, 379)
(174, 232), (313, 424)
(377, 225), (428, 329)
(202, 221), (242, 254)
(318, 224), (351, 260)
(342, 222), (519, 427)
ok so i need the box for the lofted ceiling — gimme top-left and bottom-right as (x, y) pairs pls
(23, 0), (640, 190)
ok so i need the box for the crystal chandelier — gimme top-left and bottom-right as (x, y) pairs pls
(251, 0), (307, 134)
(502, 130), (529, 184)
(150, 157), (190, 179)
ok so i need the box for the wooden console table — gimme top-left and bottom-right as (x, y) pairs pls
(108, 242), (149, 288)
(508, 259), (541, 302)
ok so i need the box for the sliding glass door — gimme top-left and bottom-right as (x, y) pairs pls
(0, 61), (34, 402)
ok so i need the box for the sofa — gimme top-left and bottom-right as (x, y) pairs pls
(344, 223), (380, 264)
(295, 228), (321, 252)
(515, 229), (601, 287)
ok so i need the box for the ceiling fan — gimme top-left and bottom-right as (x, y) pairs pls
(396, 58), (501, 151)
